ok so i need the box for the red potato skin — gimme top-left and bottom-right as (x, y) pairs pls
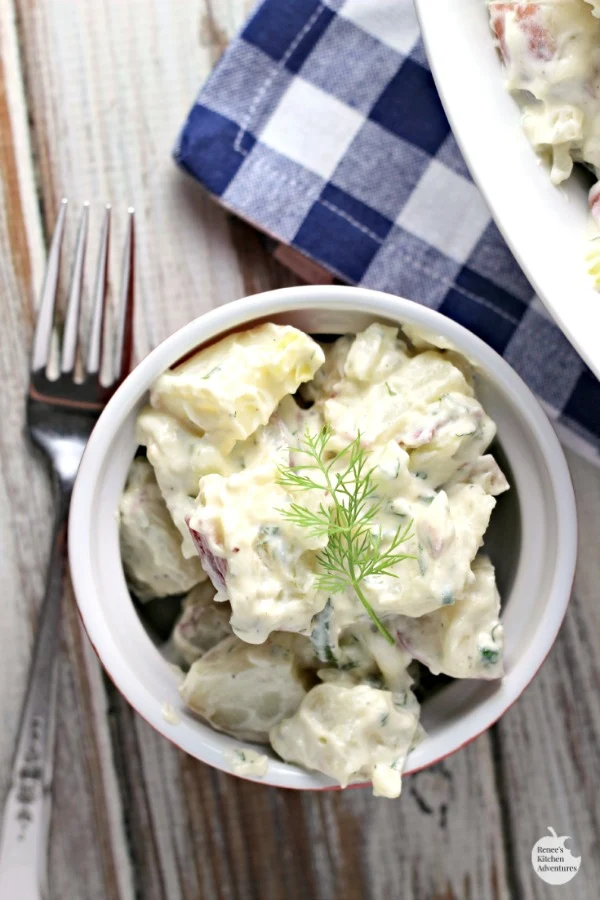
(396, 630), (428, 667)
(187, 521), (228, 592)
(589, 183), (600, 225)
(489, 3), (556, 64)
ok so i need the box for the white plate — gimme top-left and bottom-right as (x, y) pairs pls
(415, 0), (600, 377)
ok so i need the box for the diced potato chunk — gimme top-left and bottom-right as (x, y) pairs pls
(270, 683), (420, 797)
(188, 460), (329, 643)
(180, 635), (309, 743)
(136, 401), (305, 559)
(361, 483), (496, 619)
(136, 407), (230, 558)
(343, 323), (409, 382)
(406, 393), (496, 488)
(300, 336), (352, 403)
(119, 459), (206, 600)
(459, 454), (510, 496)
(171, 582), (232, 667)
(320, 335), (474, 451)
(150, 324), (324, 452)
(394, 555), (504, 679)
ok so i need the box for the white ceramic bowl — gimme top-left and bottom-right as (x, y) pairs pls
(415, 0), (600, 378)
(68, 285), (577, 789)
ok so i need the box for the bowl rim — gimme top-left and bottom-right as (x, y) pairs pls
(68, 284), (577, 790)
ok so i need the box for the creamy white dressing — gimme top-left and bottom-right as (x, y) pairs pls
(122, 321), (509, 799)
(270, 683), (420, 797)
(161, 702), (181, 726)
(225, 748), (269, 778)
(393, 555), (504, 680)
(188, 455), (330, 643)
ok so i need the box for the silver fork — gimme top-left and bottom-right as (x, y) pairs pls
(0, 200), (135, 900)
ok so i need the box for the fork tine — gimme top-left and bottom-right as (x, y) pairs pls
(85, 205), (111, 376)
(112, 207), (135, 384)
(61, 203), (89, 374)
(31, 198), (68, 372)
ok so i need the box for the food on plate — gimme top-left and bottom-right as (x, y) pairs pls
(487, 0), (600, 281)
(120, 321), (509, 797)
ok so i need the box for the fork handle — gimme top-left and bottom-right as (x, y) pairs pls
(0, 497), (69, 900)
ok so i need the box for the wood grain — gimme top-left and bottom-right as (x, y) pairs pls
(0, 2), (135, 898)
(491, 449), (600, 900)
(105, 709), (510, 900)
(0, 0), (598, 898)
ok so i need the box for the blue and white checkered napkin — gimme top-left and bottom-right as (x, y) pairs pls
(174, 0), (600, 462)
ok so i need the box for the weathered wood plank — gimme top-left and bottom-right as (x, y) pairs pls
(490, 448), (600, 900)
(103, 707), (510, 900)
(0, 1), (135, 897)
(14, 0), (255, 359)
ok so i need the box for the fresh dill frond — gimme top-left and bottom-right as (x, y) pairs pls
(277, 426), (414, 644)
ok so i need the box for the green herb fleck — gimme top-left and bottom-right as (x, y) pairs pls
(480, 647), (500, 665)
(385, 382), (397, 396)
(201, 365), (221, 380)
(310, 599), (337, 663)
(417, 543), (427, 576)
(258, 524), (281, 539)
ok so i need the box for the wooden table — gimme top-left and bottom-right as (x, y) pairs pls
(0, 2), (598, 898)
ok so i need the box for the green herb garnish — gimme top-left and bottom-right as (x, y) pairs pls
(201, 365), (221, 380)
(310, 599), (337, 663)
(277, 426), (414, 645)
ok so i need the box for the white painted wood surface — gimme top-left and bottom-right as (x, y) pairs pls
(0, 1), (597, 897)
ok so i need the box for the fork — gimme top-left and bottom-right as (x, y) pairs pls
(0, 200), (135, 900)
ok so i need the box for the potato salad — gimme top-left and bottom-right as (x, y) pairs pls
(487, 1), (600, 240)
(119, 321), (509, 797)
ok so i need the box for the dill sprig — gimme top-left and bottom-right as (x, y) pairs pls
(277, 426), (413, 644)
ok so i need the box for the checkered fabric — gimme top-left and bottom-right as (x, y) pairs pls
(174, 0), (600, 462)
